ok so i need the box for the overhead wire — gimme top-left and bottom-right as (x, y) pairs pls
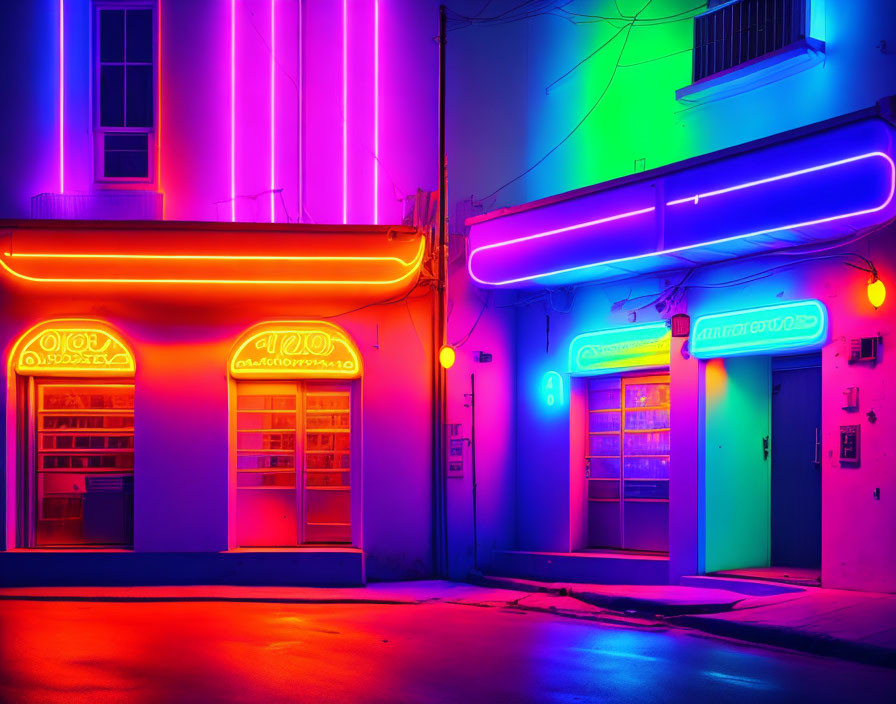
(556, 2), (704, 25)
(545, 22), (630, 93)
(448, 0), (715, 206)
(477, 7), (643, 202)
(452, 290), (493, 347)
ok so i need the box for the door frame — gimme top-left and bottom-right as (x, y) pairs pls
(582, 370), (671, 553)
(21, 376), (136, 549)
(770, 352), (822, 569)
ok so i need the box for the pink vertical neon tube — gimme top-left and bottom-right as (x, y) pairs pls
(230, 0), (236, 222)
(157, 0), (162, 199)
(297, 0), (303, 222)
(342, 0), (348, 224)
(373, 0), (379, 224)
(270, 0), (276, 222)
(59, 0), (64, 193)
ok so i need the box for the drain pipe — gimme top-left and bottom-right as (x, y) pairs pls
(470, 372), (478, 572)
(431, 4), (449, 578)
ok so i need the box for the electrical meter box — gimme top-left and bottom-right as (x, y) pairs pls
(839, 425), (860, 463)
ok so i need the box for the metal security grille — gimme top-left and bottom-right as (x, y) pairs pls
(693, 0), (808, 83)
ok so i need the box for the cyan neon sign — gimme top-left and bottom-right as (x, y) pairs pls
(690, 300), (827, 359)
(569, 322), (671, 375)
(542, 371), (564, 406)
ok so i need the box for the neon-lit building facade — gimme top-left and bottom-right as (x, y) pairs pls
(0, 0), (440, 586)
(1, 0), (895, 595)
(441, 0), (896, 594)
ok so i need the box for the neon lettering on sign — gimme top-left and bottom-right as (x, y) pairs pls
(230, 322), (361, 378)
(542, 371), (564, 406)
(690, 300), (828, 359)
(13, 321), (135, 376)
(569, 322), (670, 375)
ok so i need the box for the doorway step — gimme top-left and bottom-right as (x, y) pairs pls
(488, 549), (668, 585)
(707, 566), (820, 587)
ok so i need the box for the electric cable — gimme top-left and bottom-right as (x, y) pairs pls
(545, 22), (630, 93)
(452, 290), (492, 347)
(477, 12), (640, 203)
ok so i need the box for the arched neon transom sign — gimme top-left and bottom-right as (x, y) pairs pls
(13, 320), (135, 376)
(230, 321), (361, 378)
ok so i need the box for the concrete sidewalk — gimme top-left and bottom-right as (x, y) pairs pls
(2, 577), (894, 668)
(0, 580), (528, 606)
(475, 574), (896, 669)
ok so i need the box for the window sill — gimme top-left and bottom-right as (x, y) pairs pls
(227, 546), (361, 553)
(6, 548), (133, 553)
(675, 38), (825, 106)
(31, 190), (163, 220)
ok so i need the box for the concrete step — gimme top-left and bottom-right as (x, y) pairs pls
(680, 575), (804, 596)
(490, 549), (669, 585)
(475, 574), (745, 616)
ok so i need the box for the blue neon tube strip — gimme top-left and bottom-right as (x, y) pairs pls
(469, 151), (895, 286)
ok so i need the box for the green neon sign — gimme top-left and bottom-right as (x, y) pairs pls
(569, 322), (671, 375)
(691, 299), (828, 359)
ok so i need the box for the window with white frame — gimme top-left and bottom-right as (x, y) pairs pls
(95, 3), (155, 182)
(28, 381), (135, 547)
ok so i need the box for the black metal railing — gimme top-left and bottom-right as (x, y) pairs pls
(693, 0), (808, 82)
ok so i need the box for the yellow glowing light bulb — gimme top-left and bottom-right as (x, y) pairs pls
(868, 276), (886, 309)
(439, 345), (456, 369)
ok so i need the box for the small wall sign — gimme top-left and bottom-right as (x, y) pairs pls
(690, 299), (827, 359)
(569, 322), (671, 376)
(671, 314), (690, 337)
(839, 424), (860, 463)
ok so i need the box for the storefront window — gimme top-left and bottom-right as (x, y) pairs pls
(32, 382), (135, 547)
(235, 381), (352, 547)
(587, 374), (669, 552)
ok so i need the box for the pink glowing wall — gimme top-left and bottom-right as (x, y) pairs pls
(503, 227), (896, 592)
(0, 0), (473, 584)
(161, 0), (437, 224)
(0, 1), (437, 224)
(443, 263), (518, 579)
(1, 284), (439, 580)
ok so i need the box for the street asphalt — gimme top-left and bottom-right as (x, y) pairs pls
(1, 595), (894, 703)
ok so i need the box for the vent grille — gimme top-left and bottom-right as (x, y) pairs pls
(693, 0), (808, 83)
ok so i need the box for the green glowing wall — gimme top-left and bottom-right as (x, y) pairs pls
(447, 0), (896, 208)
(703, 356), (771, 573)
(525, 0), (698, 200)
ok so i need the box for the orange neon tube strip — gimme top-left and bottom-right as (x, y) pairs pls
(0, 237), (425, 285)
